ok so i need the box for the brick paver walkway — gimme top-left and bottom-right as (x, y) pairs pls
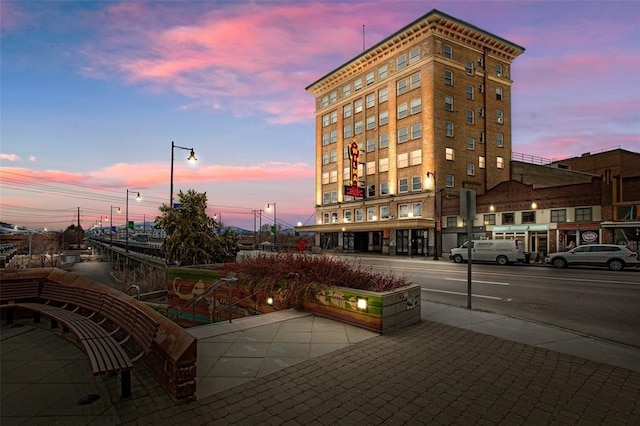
(114, 321), (640, 425)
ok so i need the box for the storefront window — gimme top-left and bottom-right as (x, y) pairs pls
(575, 207), (592, 222)
(502, 212), (515, 224)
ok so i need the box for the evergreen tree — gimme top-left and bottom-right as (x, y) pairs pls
(156, 189), (237, 265)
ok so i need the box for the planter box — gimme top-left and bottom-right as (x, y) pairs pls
(300, 284), (421, 334)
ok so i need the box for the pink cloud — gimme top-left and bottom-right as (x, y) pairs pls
(0, 153), (21, 161)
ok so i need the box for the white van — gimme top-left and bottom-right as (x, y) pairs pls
(450, 239), (525, 265)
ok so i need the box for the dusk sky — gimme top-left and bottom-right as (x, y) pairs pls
(1, 0), (639, 232)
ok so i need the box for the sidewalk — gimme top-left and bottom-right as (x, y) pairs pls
(2, 300), (639, 424)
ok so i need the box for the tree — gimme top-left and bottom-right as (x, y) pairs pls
(63, 224), (85, 249)
(155, 189), (237, 265)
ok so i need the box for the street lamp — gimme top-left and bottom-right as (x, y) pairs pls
(267, 203), (277, 248)
(426, 172), (439, 261)
(125, 190), (142, 253)
(110, 206), (121, 248)
(170, 141), (197, 208)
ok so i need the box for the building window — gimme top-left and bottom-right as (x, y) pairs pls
(412, 176), (422, 191)
(550, 209), (566, 223)
(398, 127), (409, 143)
(496, 110), (504, 124)
(366, 72), (374, 86)
(323, 193), (330, 205)
(322, 114), (330, 127)
(322, 153), (330, 165)
(367, 184), (376, 197)
(355, 208), (363, 222)
(367, 207), (377, 221)
(379, 87), (388, 103)
(467, 163), (475, 176)
(502, 212), (515, 224)
(467, 137), (475, 150)
(397, 103), (408, 119)
(444, 44), (452, 59)
(354, 78), (362, 91)
(496, 133), (504, 147)
(379, 134), (389, 149)
(331, 130), (338, 143)
(378, 64), (388, 79)
(379, 111), (389, 126)
(366, 93), (375, 109)
(479, 132), (485, 144)
(322, 172), (329, 184)
(322, 133), (330, 146)
(483, 214), (496, 225)
(445, 121), (454, 137)
(446, 216), (457, 228)
(466, 85), (474, 100)
(397, 153), (409, 168)
(366, 161), (375, 175)
(330, 150), (338, 163)
(321, 95), (329, 108)
(397, 79), (408, 95)
(446, 147), (454, 161)
(398, 204), (409, 218)
(445, 96), (453, 111)
(330, 91), (337, 104)
(355, 121), (363, 135)
(465, 60), (474, 75)
(410, 149), (422, 165)
(496, 87), (503, 101)
(343, 124), (352, 138)
(343, 104), (352, 118)
(330, 170), (337, 183)
(522, 211), (536, 224)
(354, 99), (363, 113)
(366, 115), (376, 131)
(496, 63), (503, 77)
(331, 212), (338, 223)
(445, 174), (454, 188)
(344, 210), (352, 223)
(497, 156), (504, 169)
(413, 203), (422, 217)
(366, 137), (375, 152)
(398, 178), (409, 193)
(466, 109), (474, 124)
(343, 84), (351, 97)
(575, 207), (592, 222)
(330, 110), (337, 123)
(410, 123), (421, 139)
(343, 167), (350, 180)
(410, 98), (421, 114)
(380, 182), (389, 196)
(330, 191), (338, 203)
(479, 156), (485, 169)
(323, 212), (330, 223)
(410, 73), (421, 89)
(444, 70), (453, 86)
(379, 158), (389, 172)
(380, 205), (390, 219)
(409, 47), (420, 64)
(397, 54), (407, 70)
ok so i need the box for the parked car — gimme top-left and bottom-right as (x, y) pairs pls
(545, 244), (639, 271)
(450, 239), (525, 265)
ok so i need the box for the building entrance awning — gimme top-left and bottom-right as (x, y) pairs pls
(296, 218), (434, 234)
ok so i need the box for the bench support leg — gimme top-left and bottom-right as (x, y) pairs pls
(51, 319), (58, 329)
(121, 371), (132, 399)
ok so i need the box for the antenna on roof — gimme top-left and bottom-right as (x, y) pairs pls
(362, 24), (365, 52)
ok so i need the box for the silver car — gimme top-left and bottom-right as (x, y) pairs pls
(545, 244), (639, 271)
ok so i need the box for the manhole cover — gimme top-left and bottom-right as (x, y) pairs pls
(77, 394), (101, 405)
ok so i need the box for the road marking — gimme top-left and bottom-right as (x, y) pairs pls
(421, 288), (503, 300)
(445, 278), (510, 286)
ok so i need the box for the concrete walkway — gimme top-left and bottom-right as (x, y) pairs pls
(1, 301), (639, 424)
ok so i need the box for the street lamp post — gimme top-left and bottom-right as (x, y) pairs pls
(110, 206), (121, 248)
(426, 172), (439, 261)
(125, 190), (141, 253)
(170, 141), (197, 208)
(267, 203), (277, 248)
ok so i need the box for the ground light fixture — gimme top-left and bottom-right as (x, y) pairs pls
(357, 297), (368, 312)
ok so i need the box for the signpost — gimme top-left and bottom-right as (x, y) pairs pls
(461, 189), (476, 309)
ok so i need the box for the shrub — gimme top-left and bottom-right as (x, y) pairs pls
(221, 253), (409, 306)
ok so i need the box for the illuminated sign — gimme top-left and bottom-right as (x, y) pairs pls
(347, 139), (363, 198)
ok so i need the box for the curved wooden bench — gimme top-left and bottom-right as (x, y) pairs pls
(1, 281), (159, 399)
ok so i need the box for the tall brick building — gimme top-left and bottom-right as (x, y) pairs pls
(299, 9), (525, 255)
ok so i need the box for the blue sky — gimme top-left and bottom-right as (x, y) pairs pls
(1, 0), (639, 231)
